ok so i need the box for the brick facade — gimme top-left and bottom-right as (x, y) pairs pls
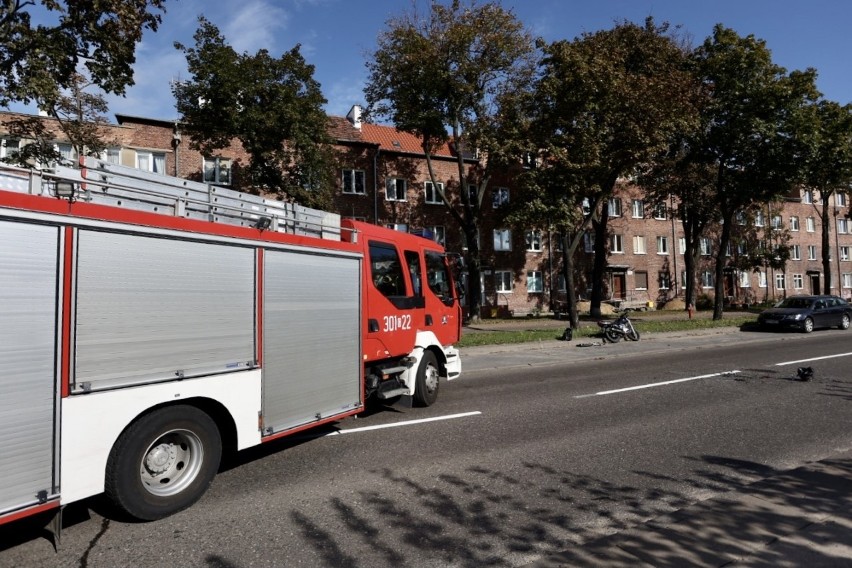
(3, 108), (852, 315)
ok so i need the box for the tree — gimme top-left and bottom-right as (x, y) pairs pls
(798, 100), (852, 294)
(364, 0), (536, 322)
(527, 19), (699, 321)
(691, 25), (819, 319)
(3, 73), (113, 167)
(1, 0), (165, 108)
(173, 18), (336, 208)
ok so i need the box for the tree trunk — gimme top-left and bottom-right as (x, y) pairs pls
(561, 234), (580, 330)
(821, 194), (832, 295)
(589, 203), (610, 318)
(712, 210), (733, 320)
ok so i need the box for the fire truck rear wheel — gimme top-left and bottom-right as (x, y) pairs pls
(414, 351), (440, 407)
(105, 405), (222, 521)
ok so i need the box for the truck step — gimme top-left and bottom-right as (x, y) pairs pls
(378, 387), (410, 399)
(380, 366), (407, 376)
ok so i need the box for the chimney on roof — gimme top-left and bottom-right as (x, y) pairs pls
(346, 104), (362, 130)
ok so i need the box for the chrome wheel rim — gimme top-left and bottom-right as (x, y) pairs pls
(140, 429), (204, 497)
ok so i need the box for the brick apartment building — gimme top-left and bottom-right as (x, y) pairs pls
(2, 107), (852, 316)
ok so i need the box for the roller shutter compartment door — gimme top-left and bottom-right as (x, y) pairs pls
(0, 221), (59, 514)
(74, 231), (256, 392)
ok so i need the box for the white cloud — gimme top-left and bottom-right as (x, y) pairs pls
(223, 0), (291, 54)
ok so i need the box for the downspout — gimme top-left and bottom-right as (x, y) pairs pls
(670, 193), (678, 298)
(373, 146), (381, 225)
(173, 122), (181, 178)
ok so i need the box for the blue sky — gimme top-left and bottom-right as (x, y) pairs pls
(13, 0), (852, 121)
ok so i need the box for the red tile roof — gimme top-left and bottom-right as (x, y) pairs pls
(327, 115), (455, 158)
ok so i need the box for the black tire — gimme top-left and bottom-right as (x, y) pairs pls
(413, 350), (440, 407)
(604, 327), (622, 343)
(105, 405), (221, 521)
(628, 328), (640, 341)
(803, 317), (815, 333)
(840, 314), (850, 330)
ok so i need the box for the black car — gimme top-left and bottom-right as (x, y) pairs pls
(757, 294), (852, 333)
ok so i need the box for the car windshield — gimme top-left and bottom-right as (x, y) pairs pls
(778, 298), (813, 309)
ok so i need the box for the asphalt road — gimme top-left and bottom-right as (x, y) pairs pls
(2, 328), (851, 568)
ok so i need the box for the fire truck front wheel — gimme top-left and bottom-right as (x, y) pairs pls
(413, 351), (440, 407)
(105, 405), (222, 521)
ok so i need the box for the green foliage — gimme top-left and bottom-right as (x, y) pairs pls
(0, 0), (165, 108)
(174, 18), (335, 208)
(365, 0), (536, 320)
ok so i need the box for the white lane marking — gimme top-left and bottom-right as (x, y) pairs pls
(326, 411), (482, 436)
(775, 352), (852, 366)
(575, 370), (741, 398)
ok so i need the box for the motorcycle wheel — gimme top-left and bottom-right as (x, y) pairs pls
(628, 328), (640, 341)
(604, 327), (622, 342)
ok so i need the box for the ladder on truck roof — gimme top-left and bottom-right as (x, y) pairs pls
(0, 156), (342, 241)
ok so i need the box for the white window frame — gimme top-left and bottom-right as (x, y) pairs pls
(633, 235), (646, 255)
(525, 230), (542, 252)
(492, 187), (509, 208)
(632, 199), (644, 218)
(429, 225), (446, 246)
(527, 270), (543, 293)
(771, 215), (782, 229)
(808, 245), (817, 261)
(790, 216), (799, 231)
(656, 236), (669, 255)
(608, 197), (622, 217)
(754, 210), (765, 227)
(385, 178), (407, 201)
(806, 217), (815, 232)
(495, 270), (513, 293)
(700, 237), (712, 256)
(493, 229), (512, 252)
(609, 234), (623, 253)
(841, 246), (850, 262)
(775, 273), (786, 290)
(583, 232), (595, 253)
(791, 245), (801, 260)
(137, 150), (166, 175)
(342, 169), (366, 194)
(659, 271), (672, 290)
(843, 273), (852, 289)
(758, 271), (767, 288)
(424, 180), (444, 204)
(653, 203), (667, 220)
(793, 274), (804, 290)
(634, 271), (648, 290)
(0, 138), (20, 159)
(739, 271), (751, 288)
(837, 193), (848, 207)
(838, 218), (849, 234)
(701, 271), (714, 289)
(802, 190), (813, 204)
(203, 156), (231, 185)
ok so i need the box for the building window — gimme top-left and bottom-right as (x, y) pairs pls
(386, 223), (408, 232)
(429, 225), (446, 246)
(557, 274), (567, 292)
(608, 197), (622, 217)
(808, 245), (817, 260)
(527, 271), (543, 293)
(771, 215), (782, 229)
(843, 273), (852, 289)
(632, 199), (645, 218)
(656, 236), (669, 254)
(838, 218), (849, 234)
(492, 187), (509, 208)
(583, 232), (595, 253)
(701, 271), (714, 288)
(203, 157), (231, 185)
(633, 235), (646, 254)
(607, 233), (622, 253)
(424, 181), (444, 204)
(493, 229), (512, 252)
(700, 237), (712, 256)
(385, 178), (407, 201)
(806, 217), (815, 232)
(837, 193), (848, 207)
(653, 203), (667, 220)
(495, 270), (513, 293)
(582, 197), (591, 216)
(103, 147), (120, 164)
(342, 169), (366, 194)
(841, 246), (851, 261)
(793, 274), (804, 289)
(0, 138), (20, 159)
(526, 230), (542, 252)
(659, 271), (672, 290)
(775, 273), (786, 290)
(739, 271), (751, 288)
(802, 190), (813, 204)
(790, 216), (799, 231)
(137, 150), (166, 174)
(758, 271), (767, 288)
(754, 210), (765, 227)
(791, 245), (801, 260)
(635, 271), (648, 290)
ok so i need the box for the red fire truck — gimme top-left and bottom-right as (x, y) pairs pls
(0, 158), (462, 527)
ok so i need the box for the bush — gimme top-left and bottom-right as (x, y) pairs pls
(695, 294), (714, 310)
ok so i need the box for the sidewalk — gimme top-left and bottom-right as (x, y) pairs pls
(525, 450), (852, 567)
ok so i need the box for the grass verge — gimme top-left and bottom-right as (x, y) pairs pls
(457, 315), (756, 348)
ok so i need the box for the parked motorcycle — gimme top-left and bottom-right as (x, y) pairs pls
(597, 311), (640, 342)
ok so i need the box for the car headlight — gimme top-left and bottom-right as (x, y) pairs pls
(783, 314), (804, 320)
